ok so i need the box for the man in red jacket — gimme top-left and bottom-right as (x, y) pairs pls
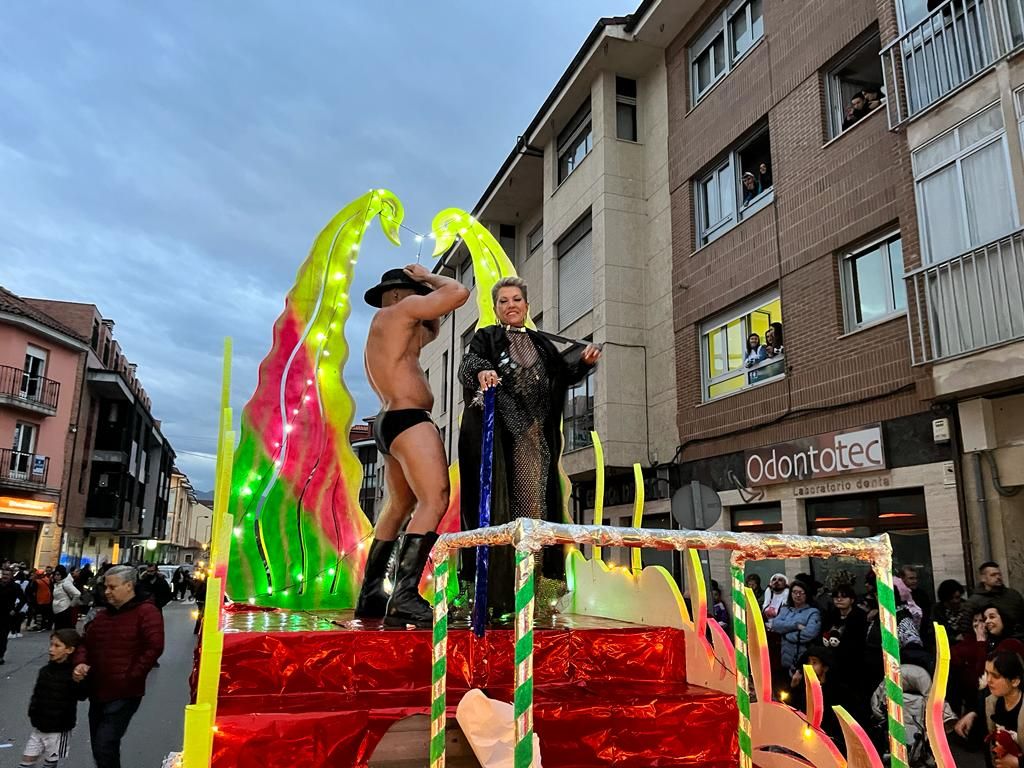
(73, 565), (163, 768)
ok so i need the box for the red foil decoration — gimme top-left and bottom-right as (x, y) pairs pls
(208, 622), (738, 767)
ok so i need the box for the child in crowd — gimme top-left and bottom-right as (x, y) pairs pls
(19, 628), (86, 768)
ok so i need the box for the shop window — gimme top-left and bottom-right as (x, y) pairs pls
(557, 99), (593, 184)
(913, 104), (1018, 264)
(557, 214), (593, 329)
(690, 0), (764, 105)
(700, 291), (784, 401)
(616, 76), (638, 141)
(731, 503), (784, 588)
(527, 221), (543, 256)
(564, 368), (596, 452)
(825, 32), (885, 139)
(696, 126), (773, 246)
(807, 489), (933, 596)
(499, 224), (516, 264)
(841, 232), (907, 330)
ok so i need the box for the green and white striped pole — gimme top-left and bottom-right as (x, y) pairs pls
(430, 556), (450, 768)
(514, 546), (536, 768)
(730, 555), (753, 768)
(874, 545), (908, 768)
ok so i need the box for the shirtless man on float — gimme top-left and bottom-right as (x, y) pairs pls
(356, 264), (469, 627)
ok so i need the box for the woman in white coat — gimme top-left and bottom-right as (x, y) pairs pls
(51, 565), (80, 630)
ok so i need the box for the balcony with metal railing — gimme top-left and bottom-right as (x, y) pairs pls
(0, 365), (60, 416)
(905, 228), (1024, 365)
(0, 448), (50, 489)
(881, 0), (1024, 128)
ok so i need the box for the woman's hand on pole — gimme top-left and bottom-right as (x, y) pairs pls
(477, 369), (501, 391)
(582, 344), (602, 365)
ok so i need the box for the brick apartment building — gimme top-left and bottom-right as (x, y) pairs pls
(413, 0), (1019, 595)
(0, 287), (176, 567)
(621, 0), (967, 594)
(876, 0), (1024, 590)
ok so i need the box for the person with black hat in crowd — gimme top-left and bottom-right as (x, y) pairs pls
(355, 263), (469, 629)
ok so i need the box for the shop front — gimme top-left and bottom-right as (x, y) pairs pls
(0, 495), (59, 566)
(700, 417), (965, 602)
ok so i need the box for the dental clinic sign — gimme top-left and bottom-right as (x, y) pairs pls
(745, 426), (886, 487)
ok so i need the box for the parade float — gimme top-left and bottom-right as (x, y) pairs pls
(176, 190), (957, 768)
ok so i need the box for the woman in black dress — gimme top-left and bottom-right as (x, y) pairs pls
(458, 276), (601, 620)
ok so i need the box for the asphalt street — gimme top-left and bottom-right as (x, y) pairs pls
(0, 600), (195, 767)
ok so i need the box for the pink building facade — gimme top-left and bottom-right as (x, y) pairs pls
(0, 288), (88, 566)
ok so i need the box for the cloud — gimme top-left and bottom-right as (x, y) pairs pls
(0, 1), (635, 489)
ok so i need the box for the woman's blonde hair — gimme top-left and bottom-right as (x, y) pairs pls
(491, 276), (529, 306)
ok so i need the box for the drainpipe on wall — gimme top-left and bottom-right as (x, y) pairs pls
(972, 452), (993, 565)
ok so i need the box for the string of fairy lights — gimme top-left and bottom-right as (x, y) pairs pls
(230, 192), (474, 604)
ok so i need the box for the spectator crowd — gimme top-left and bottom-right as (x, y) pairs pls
(733, 561), (1024, 765)
(1, 557), (203, 768)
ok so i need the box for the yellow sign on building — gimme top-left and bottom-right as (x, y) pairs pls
(0, 497), (56, 518)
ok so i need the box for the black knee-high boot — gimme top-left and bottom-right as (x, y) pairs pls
(354, 538), (397, 619)
(384, 532), (438, 629)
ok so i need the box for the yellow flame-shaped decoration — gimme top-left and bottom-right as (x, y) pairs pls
(431, 207), (535, 331)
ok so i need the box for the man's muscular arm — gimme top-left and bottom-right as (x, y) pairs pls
(399, 264), (470, 320)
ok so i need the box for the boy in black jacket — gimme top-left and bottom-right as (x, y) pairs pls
(19, 628), (86, 768)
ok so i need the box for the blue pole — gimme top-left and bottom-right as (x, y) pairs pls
(472, 388), (496, 637)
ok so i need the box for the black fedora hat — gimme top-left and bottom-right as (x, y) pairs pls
(364, 268), (432, 308)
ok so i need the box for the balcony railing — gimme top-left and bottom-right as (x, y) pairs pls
(905, 229), (1024, 363)
(0, 365), (60, 413)
(0, 448), (50, 486)
(881, 0), (1024, 128)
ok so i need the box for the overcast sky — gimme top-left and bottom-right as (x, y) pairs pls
(0, 2), (635, 491)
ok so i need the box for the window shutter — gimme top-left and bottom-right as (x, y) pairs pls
(558, 223), (593, 329)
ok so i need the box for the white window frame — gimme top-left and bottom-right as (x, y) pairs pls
(690, 0), (765, 105)
(10, 421), (38, 479)
(895, 0), (930, 33)
(615, 76), (638, 141)
(22, 344), (48, 401)
(824, 34), (886, 140)
(840, 232), (907, 331)
(527, 221), (543, 255)
(700, 290), (784, 402)
(557, 100), (593, 185)
(564, 368), (596, 452)
(695, 128), (774, 246)
(1014, 86), (1024, 149)
(440, 351), (449, 414)
(912, 103), (1019, 264)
